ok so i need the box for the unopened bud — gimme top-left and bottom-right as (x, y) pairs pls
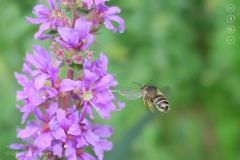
(65, 59), (72, 65)
(86, 51), (93, 60)
(73, 55), (82, 64)
(57, 49), (64, 59)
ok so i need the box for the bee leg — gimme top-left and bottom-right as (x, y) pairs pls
(143, 97), (149, 110)
(146, 98), (155, 113)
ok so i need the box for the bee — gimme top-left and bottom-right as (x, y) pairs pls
(112, 80), (170, 113)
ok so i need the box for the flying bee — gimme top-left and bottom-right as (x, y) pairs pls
(112, 80), (170, 113)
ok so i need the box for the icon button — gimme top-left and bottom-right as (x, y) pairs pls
(227, 36), (235, 44)
(227, 15), (235, 23)
(227, 25), (235, 34)
(227, 4), (235, 12)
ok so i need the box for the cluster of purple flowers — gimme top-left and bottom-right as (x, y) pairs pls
(9, 0), (125, 159)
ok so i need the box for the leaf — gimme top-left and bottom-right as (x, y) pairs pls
(68, 64), (83, 73)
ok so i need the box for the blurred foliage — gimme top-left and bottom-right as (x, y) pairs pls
(1, 0), (240, 160)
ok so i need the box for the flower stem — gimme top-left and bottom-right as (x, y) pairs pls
(58, 12), (79, 110)
(72, 12), (79, 28)
(58, 68), (74, 110)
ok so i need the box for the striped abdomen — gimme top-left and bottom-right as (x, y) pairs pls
(153, 95), (170, 113)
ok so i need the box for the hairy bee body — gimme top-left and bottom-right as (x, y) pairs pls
(152, 94), (169, 112)
(141, 85), (170, 113)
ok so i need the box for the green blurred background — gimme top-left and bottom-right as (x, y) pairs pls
(1, 0), (240, 160)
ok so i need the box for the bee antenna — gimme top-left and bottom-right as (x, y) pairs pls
(147, 79), (153, 84)
(132, 82), (142, 86)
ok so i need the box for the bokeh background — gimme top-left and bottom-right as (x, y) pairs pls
(1, 0), (240, 160)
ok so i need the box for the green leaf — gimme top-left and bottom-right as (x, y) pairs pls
(45, 30), (58, 36)
(68, 63), (83, 72)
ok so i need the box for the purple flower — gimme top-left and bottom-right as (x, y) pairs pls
(26, 0), (69, 39)
(14, 72), (58, 123)
(56, 17), (95, 50)
(17, 121), (41, 139)
(58, 53), (124, 120)
(33, 102), (66, 148)
(83, 52), (109, 78)
(96, 3), (124, 33)
(17, 102), (63, 149)
(8, 139), (43, 160)
(25, 45), (61, 90)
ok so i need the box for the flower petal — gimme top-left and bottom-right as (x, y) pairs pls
(34, 132), (53, 148)
(57, 108), (70, 129)
(92, 124), (113, 138)
(81, 152), (97, 160)
(34, 74), (47, 90)
(108, 15), (124, 33)
(80, 102), (94, 120)
(25, 17), (49, 24)
(46, 87), (58, 98)
(8, 144), (26, 150)
(34, 21), (52, 39)
(104, 18), (117, 33)
(93, 140), (112, 160)
(65, 147), (77, 160)
(75, 135), (87, 148)
(93, 75), (113, 91)
(53, 141), (63, 158)
(33, 107), (46, 122)
(47, 0), (56, 10)
(17, 122), (40, 138)
(75, 17), (92, 37)
(52, 127), (66, 141)
(58, 79), (76, 91)
(46, 102), (58, 120)
(68, 124), (81, 136)
(57, 27), (79, 48)
(32, 5), (51, 17)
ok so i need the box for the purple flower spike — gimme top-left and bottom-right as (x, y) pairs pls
(26, 0), (69, 39)
(12, 0), (126, 159)
(56, 17), (95, 50)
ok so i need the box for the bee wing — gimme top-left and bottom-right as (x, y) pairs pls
(158, 86), (170, 94)
(111, 88), (142, 100)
